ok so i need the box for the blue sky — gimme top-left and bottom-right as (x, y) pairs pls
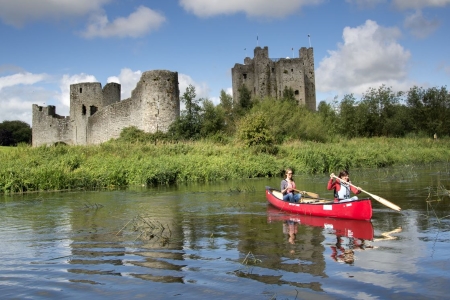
(0, 0), (449, 125)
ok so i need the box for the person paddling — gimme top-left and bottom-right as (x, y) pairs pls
(281, 168), (302, 202)
(327, 170), (361, 202)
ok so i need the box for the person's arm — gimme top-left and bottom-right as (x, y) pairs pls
(327, 177), (337, 190)
(349, 183), (361, 194)
(281, 180), (288, 194)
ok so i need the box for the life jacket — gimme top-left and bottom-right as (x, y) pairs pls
(335, 181), (351, 199)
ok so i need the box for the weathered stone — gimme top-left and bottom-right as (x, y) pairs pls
(32, 70), (180, 146)
(231, 46), (316, 110)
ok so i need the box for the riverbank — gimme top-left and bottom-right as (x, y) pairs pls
(0, 137), (448, 194)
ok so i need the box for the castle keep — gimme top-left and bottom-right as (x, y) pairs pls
(32, 70), (180, 146)
(231, 46), (316, 110)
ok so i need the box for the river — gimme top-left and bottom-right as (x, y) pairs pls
(1, 163), (449, 299)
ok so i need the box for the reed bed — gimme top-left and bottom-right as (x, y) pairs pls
(0, 137), (448, 194)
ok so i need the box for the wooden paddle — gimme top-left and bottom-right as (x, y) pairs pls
(331, 175), (401, 211)
(293, 189), (319, 199)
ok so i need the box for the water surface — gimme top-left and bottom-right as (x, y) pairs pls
(1, 164), (449, 299)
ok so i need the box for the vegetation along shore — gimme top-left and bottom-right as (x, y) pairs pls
(1, 84), (449, 194)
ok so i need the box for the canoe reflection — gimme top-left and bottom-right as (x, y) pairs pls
(267, 205), (374, 241)
(267, 205), (374, 265)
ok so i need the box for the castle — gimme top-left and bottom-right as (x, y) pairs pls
(32, 70), (180, 146)
(32, 46), (315, 146)
(231, 46), (316, 110)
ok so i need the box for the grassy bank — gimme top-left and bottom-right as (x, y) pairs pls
(0, 137), (448, 194)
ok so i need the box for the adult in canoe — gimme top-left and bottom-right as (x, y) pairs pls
(281, 168), (302, 203)
(327, 170), (361, 202)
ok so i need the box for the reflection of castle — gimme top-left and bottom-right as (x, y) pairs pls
(231, 46), (316, 110)
(32, 70), (180, 146)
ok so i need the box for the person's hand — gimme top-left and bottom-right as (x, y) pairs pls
(330, 173), (335, 179)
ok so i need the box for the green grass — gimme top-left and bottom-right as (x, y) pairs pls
(0, 137), (448, 194)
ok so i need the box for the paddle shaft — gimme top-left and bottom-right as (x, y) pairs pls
(293, 189), (319, 198)
(331, 175), (401, 211)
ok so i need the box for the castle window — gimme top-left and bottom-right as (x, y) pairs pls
(90, 106), (98, 116)
(79, 88), (82, 93)
(39, 107), (43, 111)
(295, 90), (299, 95)
(243, 73), (247, 79)
(291, 69), (293, 72)
(82, 105), (86, 115)
(272, 68), (275, 73)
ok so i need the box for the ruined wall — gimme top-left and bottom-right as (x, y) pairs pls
(32, 70), (180, 146)
(231, 46), (316, 110)
(32, 105), (72, 147)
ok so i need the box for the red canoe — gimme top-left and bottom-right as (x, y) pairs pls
(265, 186), (372, 221)
(266, 205), (374, 240)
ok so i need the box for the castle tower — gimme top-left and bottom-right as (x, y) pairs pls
(70, 82), (121, 145)
(231, 46), (316, 111)
(130, 70), (180, 133)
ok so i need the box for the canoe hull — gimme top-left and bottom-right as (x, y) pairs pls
(265, 186), (372, 221)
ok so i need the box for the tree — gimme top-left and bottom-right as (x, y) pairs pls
(200, 99), (225, 137)
(282, 86), (296, 103)
(0, 120), (32, 146)
(406, 86), (450, 136)
(236, 84), (252, 115)
(218, 89), (235, 133)
(168, 85), (203, 140)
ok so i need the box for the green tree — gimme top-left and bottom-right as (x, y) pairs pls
(218, 89), (235, 133)
(282, 86), (296, 103)
(168, 85), (203, 140)
(237, 111), (273, 147)
(0, 120), (32, 146)
(236, 84), (252, 115)
(406, 86), (450, 136)
(200, 99), (225, 137)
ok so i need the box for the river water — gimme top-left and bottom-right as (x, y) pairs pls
(1, 163), (449, 299)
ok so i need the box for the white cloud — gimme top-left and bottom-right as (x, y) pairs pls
(178, 73), (210, 99)
(0, 0), (110, 27)
(316, 20), (412, 96)
(403, 10), (440, 38)
(0, 72), (48, 91)
(80, 6), (166, 38)
(393, 0), (450, 10)
(179, 0), (323, 18)
(0, 72), (53, 124)
(107, 68), (142, 99)
(58, 74), (97, 111)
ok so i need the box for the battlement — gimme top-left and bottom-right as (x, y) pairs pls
(231, 46), (316, 110)
(32, 70), (180, 146)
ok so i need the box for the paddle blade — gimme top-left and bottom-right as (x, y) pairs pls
(366, 191), (401, 211)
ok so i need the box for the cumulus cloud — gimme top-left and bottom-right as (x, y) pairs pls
(179, 0), (323, 18)
(316, 20), (412, 96)
(403, 10), (440, 38)
(0, 72), (55, 124)
(80, 6), (166, 38)
(0, 0), (110, 27)
(58, 73), (97, 111)
(392, 0), (450, 10)
(107, 68), (142, 99)
(0, 72), (48, 91)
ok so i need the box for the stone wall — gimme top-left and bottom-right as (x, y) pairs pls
(231, 46), (316, 110)
(32, 70), (180, 147)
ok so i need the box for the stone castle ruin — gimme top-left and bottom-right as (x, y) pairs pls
(32, 46), (315, 146)
(32, 70), (180, 146)
(231, 46), (316, 110)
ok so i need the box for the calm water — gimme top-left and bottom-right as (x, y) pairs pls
(1, 163), (450, 299)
